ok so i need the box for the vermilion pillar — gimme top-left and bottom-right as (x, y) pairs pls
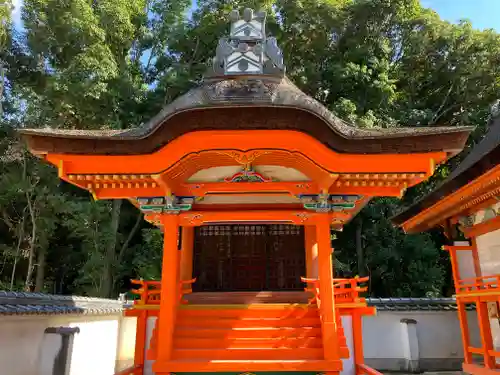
(156, 214), (180, 364)
(180, 227), (194, 287)
(316, 215), (339, 361)
(444, 245), (472, 364)
(305, 226), (318, 278)
(352, 310), (364, 373)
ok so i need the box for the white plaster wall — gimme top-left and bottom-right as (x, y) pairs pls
(454, 240), (476, 280)
(0, 313), (132, 375)
(0, 316), (51, 375)
(457, 250), (475, 280)
(476, 229), (500, 353)
(143, 316), (157, 375)
(341, 315), (355, 375)
(414, 312), (477, 358)
(363, 313), (406, 360)
(39, 333), (64, 375)
(66, 318), (119, 375)
(476, 229), (500, 276)
(363, 310), (480, 371)
(115, 316), (137, 372)
(0, 308), (483, 374)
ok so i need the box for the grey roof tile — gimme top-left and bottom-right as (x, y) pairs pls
(0, 291), (123, 316)
(367, 297), (474, 311)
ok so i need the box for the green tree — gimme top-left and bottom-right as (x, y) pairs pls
(2, 0), (500, 298)
(335, 199), (445, 297)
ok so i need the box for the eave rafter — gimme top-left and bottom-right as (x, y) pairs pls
(401, 165), (500, 233)
(62, 173), (427, 200)
(52, 130), (443, 229)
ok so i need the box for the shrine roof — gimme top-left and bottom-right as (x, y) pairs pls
(392, 110), (500, 229)
(367, 297), (475, 311)
(0, 290), (123, 316)
(19, 8), (472, 157)
(19, 76), (472, 156)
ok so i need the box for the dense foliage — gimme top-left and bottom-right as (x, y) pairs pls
(0, 0), (498, 297)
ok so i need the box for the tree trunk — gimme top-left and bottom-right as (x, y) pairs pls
(34, 246), (46, 292)
(356, 218), (365, 277)
(102, 199), (122, 298)
(10, 212), (26, 290)
(24, 193), (37, 291)
(113, 211), (143, 289)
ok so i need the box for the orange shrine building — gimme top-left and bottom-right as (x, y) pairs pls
(393, 106), (500, 375)
(19, 9), (472, 375)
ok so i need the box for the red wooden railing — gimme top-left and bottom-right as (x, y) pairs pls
(333, 277), (369, 303)
(457, 275), (500, 295)
(357, 364), (384, 375)
(301, 276), (369, 306)
(114, 365), (143, 375)
(130, 278), (196, 305)
(130, 280), (161, 304)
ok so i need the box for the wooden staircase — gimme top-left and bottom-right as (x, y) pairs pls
(148, 303), (347, 373)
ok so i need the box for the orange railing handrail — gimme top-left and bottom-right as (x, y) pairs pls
(114, 365), (143, 375)
(178, 278), (197, 304)
(301, 276), (369, 305)
(456, 274), (500, 294)
(301, 277), (321, 306)
(357, 364), (384, 375)
(130, 278), (197, 305)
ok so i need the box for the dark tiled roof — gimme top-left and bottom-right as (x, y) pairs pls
(19, 77), (472, 156)
(0, 291), (123, 316)
(367, 297), (475, 311)
(392, 113), (500, 228)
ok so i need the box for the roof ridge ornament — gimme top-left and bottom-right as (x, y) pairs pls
(207, 8), (285, 78)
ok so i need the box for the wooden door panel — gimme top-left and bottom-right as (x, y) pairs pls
(193, 224), (305, 292)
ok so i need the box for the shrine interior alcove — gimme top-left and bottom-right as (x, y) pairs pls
(192, 224), (306, 292)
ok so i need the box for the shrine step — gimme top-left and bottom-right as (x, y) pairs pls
(176, 316), (322, 328)
(153, 359), (344, 373)
(174, 337), (324, 349)
(174, 326), (323, 338)
(148, 304), (349, 362)
(173, 327), (346, 347)
(172, 348), (324, 360)
(185, 291), (311, 304)
(179, 305), (320, 318)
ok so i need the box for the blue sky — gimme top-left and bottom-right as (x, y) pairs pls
(11, 0), (500, 33)
(421, 0), (500, 31)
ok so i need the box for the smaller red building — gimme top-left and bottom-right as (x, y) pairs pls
(393, 107), (500, 375)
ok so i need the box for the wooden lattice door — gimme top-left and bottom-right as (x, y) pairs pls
(192, 224), (305, 292)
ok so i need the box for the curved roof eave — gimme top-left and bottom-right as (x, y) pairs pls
(19, 77), (473, 157)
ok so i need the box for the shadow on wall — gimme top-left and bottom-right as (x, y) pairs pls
(0, 291), (134, 375)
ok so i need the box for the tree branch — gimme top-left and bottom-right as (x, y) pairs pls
(118, 211), (143, 264)
(1, 210), (14, 231)
(430, 83), (454, 125)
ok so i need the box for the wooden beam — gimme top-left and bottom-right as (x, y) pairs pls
(145, 210), (352, 227)
(46, 130), (446, 175)
(179, 182), (320, 197)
